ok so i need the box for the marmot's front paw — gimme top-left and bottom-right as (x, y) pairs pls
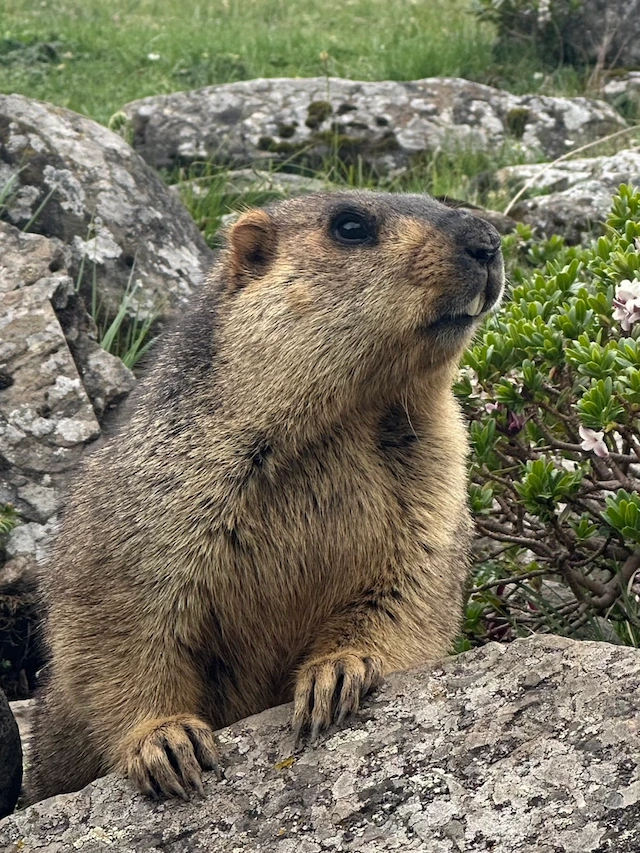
(119, 714), (221, 799)
(292, 652), (384, 743)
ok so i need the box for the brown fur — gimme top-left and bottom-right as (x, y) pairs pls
(28, 191), (504, 801)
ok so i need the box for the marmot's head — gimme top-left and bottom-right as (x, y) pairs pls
(219, 191), (504, 414)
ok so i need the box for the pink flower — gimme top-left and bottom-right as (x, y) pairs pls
(579, 425), (609, 458)
(507, 411), (526, 434)
(613, 278), (640, 331)
(484, 402), (500, 413)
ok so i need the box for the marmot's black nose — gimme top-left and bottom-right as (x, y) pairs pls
(465, 241), (500, 265)
(452, 213), (502, 267)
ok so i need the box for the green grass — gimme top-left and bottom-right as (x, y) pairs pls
(0, 0), (493, 125)
(0, 503), (17, 540)
(79, 255), (157, 369)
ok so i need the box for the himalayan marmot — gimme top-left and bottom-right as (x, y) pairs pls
(29, 191), (504, 800)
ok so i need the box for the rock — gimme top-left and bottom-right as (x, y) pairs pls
(1, 636), (639, 851)
(0, 689), (22, 819)
(4, 521), (59, 564)
(52, 276), (137, 419)
(603, 72), (640, 119)
(0, 221), (136, 420)
(169, 168), (329, 203)
(0, 272), (107, 605)
(0, 280), (101, 518)
(74, 347), (136, 417)
(496, 148), (640, 242)
(120, 77), (625, 175)
(9, 699), (35, 775)
(0, 94), (210, 702)
(0, 225), (69, 293)
(0, 557), (35, 594)
(0, 94), (214, 322)
(0, 267), (89, 695)
(0, 224), (134, 698)
(489, 0), (640, 70)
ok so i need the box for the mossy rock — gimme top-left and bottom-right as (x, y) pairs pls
(506, 107), (530, 139)
(305, 100), (332, 129)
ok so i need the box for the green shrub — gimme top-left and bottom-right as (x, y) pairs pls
(457, 184), (640, 648)
(0, 504), (17, 543)
(0, 504), (18, 548)
(473, 0), (587, 67)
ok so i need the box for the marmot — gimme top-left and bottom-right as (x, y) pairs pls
(29, 191), (504, 801)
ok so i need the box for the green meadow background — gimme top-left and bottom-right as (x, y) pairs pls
(1, 0), (586, 126)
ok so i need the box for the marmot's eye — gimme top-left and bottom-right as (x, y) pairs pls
(331, 211), (375, 245)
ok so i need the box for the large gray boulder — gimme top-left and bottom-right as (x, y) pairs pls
(0, 226), (135, 689)
(0, 95), (213, 321)
(2, 636), (639, 851)
(0, 222), (136, 422)
(120, 77), (625, 175)
(0, 689), (21, 819)
(0, 221), (137, 544)
(0, 270), (103, 607)
(497, 147), (640, 242)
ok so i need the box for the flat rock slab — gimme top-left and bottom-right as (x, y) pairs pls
(120, 77), (625, 175)
(0, 95), (214, 320)
(498, 147), (640, 242)
(1, 636), (639, 852)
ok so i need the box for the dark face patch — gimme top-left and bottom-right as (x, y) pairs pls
(154, 282), (222, 407)
(250, 439), (273, 470)
(378, 402), (419, 454)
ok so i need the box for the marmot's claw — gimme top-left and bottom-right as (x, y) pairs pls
(292, 652), (383, 743)
(119, 714), (221, 799)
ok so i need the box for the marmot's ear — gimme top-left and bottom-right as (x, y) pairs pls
(227, 209), (278, 290)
